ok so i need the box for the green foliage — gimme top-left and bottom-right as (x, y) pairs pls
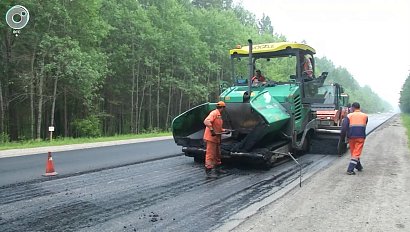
(0, 0), (389, 143)
(0, 132), (171, 150)
(258, 14), (274, 35)
(0, 132), (9, 143)
(316, 57), (392, 113)
(71, 116), (102, 138)
(400, 74), (410, 113)
(192, 0), (233, 9)
(401, 114), (410, 146)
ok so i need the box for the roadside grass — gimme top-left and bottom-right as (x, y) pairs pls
(401, 113), (410, 147)
(0, 132), (171, 151)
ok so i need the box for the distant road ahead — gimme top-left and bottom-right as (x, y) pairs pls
(366, 113), (394, 133)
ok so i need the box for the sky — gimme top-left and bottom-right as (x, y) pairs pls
(235, 0), (410, 108)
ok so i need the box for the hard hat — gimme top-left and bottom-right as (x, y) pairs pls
(216, 101), (226, 107)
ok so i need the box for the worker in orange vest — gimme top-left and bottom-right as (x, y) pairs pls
(341, 102), (368, 175)
(203, 101), (228, 178)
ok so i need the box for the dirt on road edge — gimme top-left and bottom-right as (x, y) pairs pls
(231, 115), (410, 232)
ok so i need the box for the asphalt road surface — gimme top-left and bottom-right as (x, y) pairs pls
(0, 139), (181, 187)
(0, 113), (394, 232)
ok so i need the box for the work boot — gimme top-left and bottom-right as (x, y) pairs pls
(215, 165), (228, 174)
(356, 162), (363, 172)
(205, 168), (218, 178)
(347, 160), (357, 174)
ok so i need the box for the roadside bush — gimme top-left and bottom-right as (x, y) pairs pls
(0, 132), (9, 143)
(71, 116), (102, 138)
(402, 114), (410, 146)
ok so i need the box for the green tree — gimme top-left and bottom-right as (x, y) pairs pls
(0, 0), (393, 142)
(192, 0), (233, 9)
(258, 14), (274, 35)
(0, 0), (108, 140)
(316, 57), (392, 113)
(400, 73), (410, 113)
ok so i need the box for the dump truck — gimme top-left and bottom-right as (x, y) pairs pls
(171, 40), (347, 167)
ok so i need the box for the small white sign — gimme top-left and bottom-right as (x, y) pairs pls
(49, 126), (55, 132)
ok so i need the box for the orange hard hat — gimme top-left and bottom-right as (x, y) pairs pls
(216, 101), (226, 107)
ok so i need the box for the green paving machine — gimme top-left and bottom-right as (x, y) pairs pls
(172, 40), (345, 167)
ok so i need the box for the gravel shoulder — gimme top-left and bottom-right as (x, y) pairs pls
(232, 115), (410, 232)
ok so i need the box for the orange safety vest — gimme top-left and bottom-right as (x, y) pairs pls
(346, 110), (368, 138)
(203, 109), (223, 143)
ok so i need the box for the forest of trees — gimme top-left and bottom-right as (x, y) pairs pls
(315, 57), (392, 113)
(0, 0), (391, 142)
(400, 73), (410, 113)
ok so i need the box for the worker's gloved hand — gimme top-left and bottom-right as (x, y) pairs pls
(210, 129), (216, 136)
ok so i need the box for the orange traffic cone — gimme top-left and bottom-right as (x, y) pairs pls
(43, 151), (58, 176)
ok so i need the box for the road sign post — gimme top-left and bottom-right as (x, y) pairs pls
(49, 126), (55, 142)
